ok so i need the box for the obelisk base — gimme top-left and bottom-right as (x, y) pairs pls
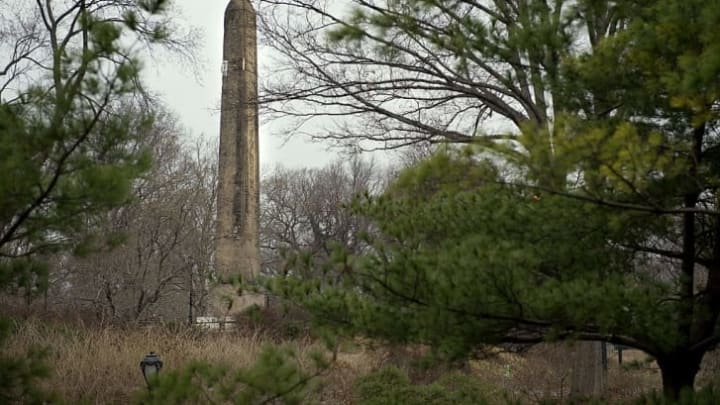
(210, 284), (266, 318)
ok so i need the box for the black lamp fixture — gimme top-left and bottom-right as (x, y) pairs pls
(140, 352), (163, 388)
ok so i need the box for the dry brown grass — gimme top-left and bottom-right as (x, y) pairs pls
(9, 318), (718, 404)
(4, 319), (322, 404)
(469, 344), (662, 403)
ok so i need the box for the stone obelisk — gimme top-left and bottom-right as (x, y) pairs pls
(214, 0), (261, 315)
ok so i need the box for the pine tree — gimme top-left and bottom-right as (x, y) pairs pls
(263, 0), (720, 399)
(0, 1), (184, 401)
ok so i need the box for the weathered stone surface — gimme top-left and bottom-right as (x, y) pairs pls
(213, 0), (261, 315)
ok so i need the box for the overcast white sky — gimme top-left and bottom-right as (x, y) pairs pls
(143, 0), (340, 169)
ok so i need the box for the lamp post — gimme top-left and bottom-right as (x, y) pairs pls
(140, 352), (163, 389)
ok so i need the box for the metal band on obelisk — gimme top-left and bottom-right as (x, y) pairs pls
(214, 0), (262, 315)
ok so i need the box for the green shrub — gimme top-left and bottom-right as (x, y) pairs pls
(355, 366), (491, 405)
(137, 345), (328, 405)
(632, 385), (720, 405)
(0, 318), (56, 404)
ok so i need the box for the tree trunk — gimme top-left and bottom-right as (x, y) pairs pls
(570, 341), (606, 399)
(657, 353), (702, 401)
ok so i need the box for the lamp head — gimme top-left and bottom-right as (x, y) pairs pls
(140, 352), (163, 385)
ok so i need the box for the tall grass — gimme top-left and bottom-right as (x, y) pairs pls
(7, 317), (704, 404)
(4, 319), (314, 404)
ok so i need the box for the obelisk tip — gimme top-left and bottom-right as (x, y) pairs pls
(226, 0), (255, 12)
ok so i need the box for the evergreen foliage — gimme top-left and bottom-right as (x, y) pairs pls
(0, 0), (182, 402)
(0, 319), (55, 404)
(137, 345), (329, 405)
(263, 0), (720, 400)
(355, 366), (492, 405)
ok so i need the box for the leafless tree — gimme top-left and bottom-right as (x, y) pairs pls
(256, 0), (625, 152)
(260, 157), (386, 280)
(46, 115), (218, 324)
